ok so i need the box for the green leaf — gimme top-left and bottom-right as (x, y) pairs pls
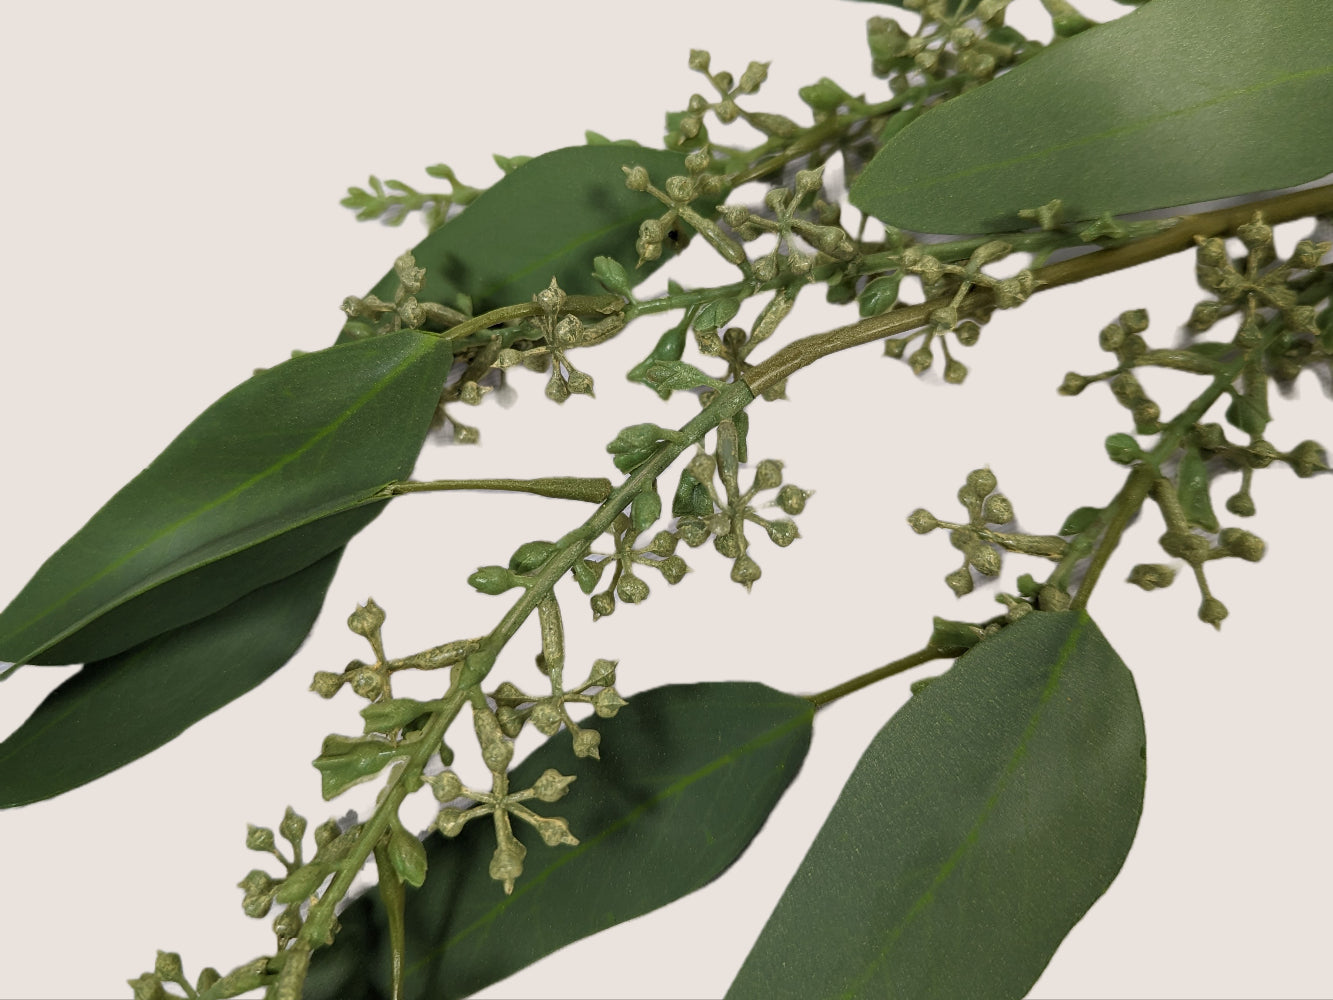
(858, 272), (902, 318)
(344, 146), (703, 326)
(850, 0), (1333, 233)
(727, 610), (1145, 1000)
(1059, 505), (1103, 535)
(303, 683), (814, 1000)
(0, 331), (452, 668)
(0, 550), (341, 808)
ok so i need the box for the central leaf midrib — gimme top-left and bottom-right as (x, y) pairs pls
(12, 339), (430, 657)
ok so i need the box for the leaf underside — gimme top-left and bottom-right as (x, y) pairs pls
(0, 549), (342, 808)
(727, 610), (1146, 1000)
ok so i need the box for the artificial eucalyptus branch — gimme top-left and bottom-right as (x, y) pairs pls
(1, 2), (1330, 998)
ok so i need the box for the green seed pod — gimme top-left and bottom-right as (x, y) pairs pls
(313, 819), (341, 851)
(154, 952), (184, 984)
(1225, 489), (1256, 518)
(731, 553), (762, 588)
(943, 358), (968, 384)
(594, 687), (629, 719)
(1037, 585), (1072, 611)
(967, 542), (1002, 576)
(1159, 530), (1209, 563)
(530, 699), (564, 736)
(753, 458), (784, 491)
(632, 488), (662, 533)
(592, 255), (632, 298)
(346, 598), (386, 640)
(678, 518), (711, 548)
(509, 540), (559, 574)
(1198, 596), (1228, 628)
(129, 975), (167, 1000)
(1104, 433), (1141, 465)
(1127, 563), (1176, 591)
(310, 671), (346, 699)
(982, 494), (1013, 525)
(279, 807), (306, 849)
(1287, 439), (1329, 477)
(565, 368), (594, 396)
(966, 468), (998, 497)
(649, 530), (678, 557)
(777, 485), (810, 515)
(349, 667), (385, 701)
(430, 771), (464, 802)
(496, 706), (524, 738)
(657, 554), (689, 584)
(945, 567), (974, 597)
(714, 531), (743, 559)
(1187, 299), (1226, 332)
(572, 728), (602, 759)
(909, 345), (934, 375)
(388, 826), (428, 888)
(884, 336), (908, 358)
(617, 573), (650, 604)
(272, 905), (303, 943)
(907, 508), (939, 534)
(955, 320), (982, 347)
(664, 174), (694, 203)
(533, 815), (580, 848)
(1098, 322), (1125, 352)
(437, 808), (468, 838)
(765, 520), (799, 548)
(533, 768), (576, 803)
(468, 565), (520, 596)
(1057, 371), (1088, 396)
(246, 825), (276, 854)
(1218, 527), (1265, 562)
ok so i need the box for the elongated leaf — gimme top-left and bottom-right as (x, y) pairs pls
(850, 0), (1333, 233)
(346, 146), (704, 328)
(728, 610), (1145, 1000)
(0, 549), (341, 808)
(304, 683), (814, 1000)
(0, 331), (451, 668)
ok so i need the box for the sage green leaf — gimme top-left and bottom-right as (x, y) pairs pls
(0, 550), (341, 808)
(850, 0), (1333, 233)
(345, 146), (703, 325)
(303, 682), (814, 1000)
(0, 331), (452, 668)
(728, 610), (1145, 1000)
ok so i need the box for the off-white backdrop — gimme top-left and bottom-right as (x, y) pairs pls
(1, 3), (1329, 998)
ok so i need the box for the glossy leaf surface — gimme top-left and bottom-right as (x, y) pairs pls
(0, 331), (451, 667)
(0, 550), (341, 808)
(347, 145), (702, 323)
(850, 0), (1333, 233)
(304, 683), (814, 1000)
(728, 611), (1145, 1000)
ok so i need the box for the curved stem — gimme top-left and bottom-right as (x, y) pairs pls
(385, 476), (613, 503)
(806, 646), (954, 710)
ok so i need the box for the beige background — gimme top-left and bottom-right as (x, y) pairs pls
(1, 2), (1329, 997)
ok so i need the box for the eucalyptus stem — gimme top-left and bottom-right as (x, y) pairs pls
(807, 646), (954, 710)
(743, 182), (1333, 395)
(385, 476), (613, 503)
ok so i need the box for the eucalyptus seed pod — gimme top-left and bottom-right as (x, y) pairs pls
(616, 573), (650, 604)
(714, 531), (743, 559)
(431, 771), (464, 802)
(907, 508), (938, 534)
(731, 553), (762, 588)
(279, 807), (307, 848)
(530, 699), (564, 736)
(310, 671), (347, 699)
(753, 458), (784, 491)
(765, 520), (799, 548)
(246, 825), (277, 853)
(533, 768), (576, 803)
(1127, 563), (1176, 591)
(649, 530), (678, 556)
(594, 687), (629, 718)
(776, 485), (810, 515)
(657, 554), (689, 584)
(347, 599), (386, 639)
(982, 494), (1013, 524)
(468, 565), (519, 595)
(945, 567), (974, 597)
(678, 517), (711, 548)
(1218, 528), (1265, 562)
(1198, 596), (1228, 628)
(572, 728), (602, 759)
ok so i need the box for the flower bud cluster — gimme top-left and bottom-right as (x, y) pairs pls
(909, 467), (1068, 602)
(867, 4), (1039, 90)
(668, 419), (809, 593)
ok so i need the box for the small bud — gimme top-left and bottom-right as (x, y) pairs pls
(129, 974), (167, 1000)
(616, 573), (650, 604)
(982, 494), (1014, 524)
(349, 667), (385, 701)
(273, 905), (303, 943)
(1105, 433), (1142, 465)
(966, 468), (998, 497)
(565, 368), (595, 397)
(884, 337), (908, 358)
(657, 554), (690, 584)
(496, 706), (524, 738)
(765, 520), (799, 548)
(1099, 322), (1125, 352)
(753, 458), (784, 491)
(310, 671), (346, 699)
(1287, 439), (1329, 478)
(688, 48), (711, 72)
(533, 768), (576, 803)
(347, 599), (386, 639)
(154, 952), (184, 983)
(1195, 236), (1229, 268)
(490, 840), (527, 894)
(664, 174), (694, 203)
(531, 815), (580, 848)
(1159, 530), (1209, 562)
(1058, 371), (1088, 396)
(468, 565), (520, 596)
(967, 543), (1002, 577)
(530, 699), (564, 736)
(713, 531), (742, 559)
(594, 687), (629, 718)
(279, 807), (306, 848)
(437, 808), (468, 837)
(1218, 528), (1265, 562)
(1127, 563), (1176, 590)
(1225, 489), (1256, 517)
(943, 358), (968, 384)
(590, 591), (616, 619)
(246, 825), (276, 854)
(955, 320), (981, 346)
(908, 345), (934, 375)
(1198, 596), (1228, 628)
(907, 508), (939, 534)
(572, 728), (602, 759)
(945, 567), (974, 597)
(430, 771), (464, 802)
(678, 518), (711, 548)
(1187, 299), (1225, 332)
(731, 553), (762, 589)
